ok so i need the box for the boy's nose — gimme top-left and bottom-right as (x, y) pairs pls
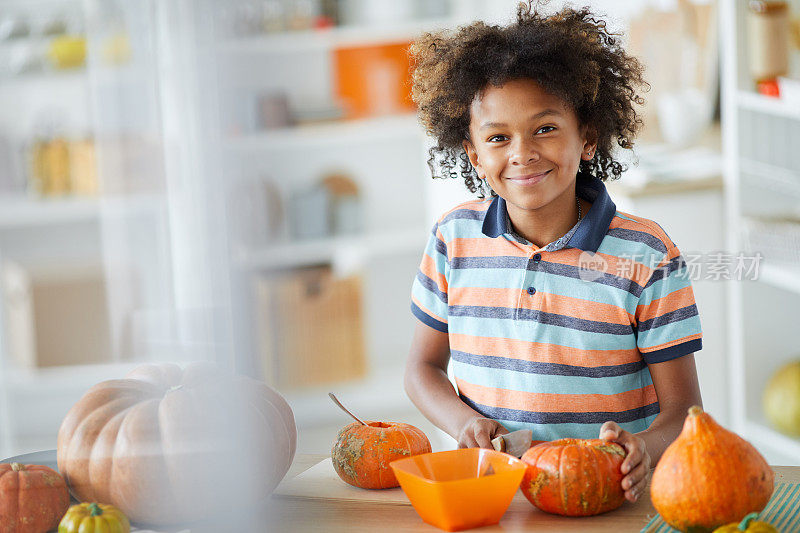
(510, 139), (540, 165)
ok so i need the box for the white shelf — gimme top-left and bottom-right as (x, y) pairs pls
(282, 364), (412, 428)
(5, 361), (144, 395)
(225, 113), (422, 152)
(219, 18), (453, 54)
(758, 263), (800, 296)
(737, 91), (800, 121)
(740, 159), (800, 198)
(744, 420), (800, 465)
(235, 227), (426, 271)
(0, 193), (165, 230)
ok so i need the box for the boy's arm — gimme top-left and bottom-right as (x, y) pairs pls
(404, 321), (508, 448)
(637, 353), (703, 464)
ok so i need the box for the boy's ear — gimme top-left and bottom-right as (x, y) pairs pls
(462, 140), (482, 175)
(581, 126), (599, 161)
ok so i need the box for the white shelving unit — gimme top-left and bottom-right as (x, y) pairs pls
(722, 0), (800, 465)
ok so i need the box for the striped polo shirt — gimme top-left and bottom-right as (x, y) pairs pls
(410, 172), (702, 440)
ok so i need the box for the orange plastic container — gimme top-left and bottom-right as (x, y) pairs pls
(389, 448), (526, 532)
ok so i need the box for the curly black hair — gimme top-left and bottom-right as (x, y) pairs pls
(410, 1), (648, 197)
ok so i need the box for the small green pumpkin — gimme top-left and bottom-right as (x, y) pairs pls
(712, 513), (778, 533)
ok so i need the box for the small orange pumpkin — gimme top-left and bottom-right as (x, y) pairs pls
(519, 438), (627, 516)
(0, 462), (70, 533)
(331, 421), (431, 489)
(650, 406), (774, 533)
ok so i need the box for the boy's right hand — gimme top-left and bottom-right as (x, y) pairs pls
(457, 416), (509, 449)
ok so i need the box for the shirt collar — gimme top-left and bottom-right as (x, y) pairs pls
(480, 172), (616, 253)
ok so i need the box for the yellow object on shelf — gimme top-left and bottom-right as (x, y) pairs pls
(713, 512), (778, 533)
(764, 360), (800, 436)
(48, 35), (87, 69)
(58, 502), (130, 533)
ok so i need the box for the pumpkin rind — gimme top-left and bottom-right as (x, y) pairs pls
(651, 406), (774, 533)
(331, 421), (431, 489)
(519, 438), (627, 516)
(0, 463), (70, 533)
(56, 363), (297, 526)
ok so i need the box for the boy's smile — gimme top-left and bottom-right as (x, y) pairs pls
(463, 78), (596, 247)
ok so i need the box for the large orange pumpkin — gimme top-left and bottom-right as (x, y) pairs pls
(519, 438), (627, 516)
(650, 406), (774, 533)
(332, 421), (431, 489)
(0, 462), (70, 533)
(57, 363), (296, 526)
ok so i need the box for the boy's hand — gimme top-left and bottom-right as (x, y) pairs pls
(599, 421), (651, 503)
(457, 417), (509, 449)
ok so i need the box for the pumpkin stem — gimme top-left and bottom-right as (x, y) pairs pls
(88, 503), (103, 517)
(688, 405), (703, 417)
(10, 463), (22, 472)
(739, 512), (759, 530)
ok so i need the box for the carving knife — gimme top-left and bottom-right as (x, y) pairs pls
(491, 429), (534, 458)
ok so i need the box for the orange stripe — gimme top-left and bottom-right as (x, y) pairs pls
(448, 237), (528, 258)
(448, 333), (640, 366)
(449, 288), (633, 326)
(411, 294), (447, 324)
(636, 286), (696, 323)
(639, 332), (702, 353)
(455, 378), (658, 413)
(419, 252), (447, 291)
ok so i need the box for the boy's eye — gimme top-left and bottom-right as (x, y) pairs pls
(537, 126), (556, 134)
(487, 134), (508, 142)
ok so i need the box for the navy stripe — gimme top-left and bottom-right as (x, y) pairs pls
(434, 236), (447, 258)
(642, 338), (701, 364)
(416, 271), (448, 303)
(461, 396), (661, 424)
(451, 350), (646, 378)
(644, 256), (686, 288)
(451, 256), (529, 269)
(607, 227), (668, 254)
(440, 208), (486, 225)
(411, 302), (448, 333)
(637, 304), (699, 332)
(449, 305), (633, 335)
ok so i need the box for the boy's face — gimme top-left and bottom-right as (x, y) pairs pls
(463, 78), (595, 214)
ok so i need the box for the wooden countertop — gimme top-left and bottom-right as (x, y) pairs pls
(261, 454), (800, 533)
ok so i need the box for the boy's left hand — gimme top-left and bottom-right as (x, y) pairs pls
(598, 421), (651, 503)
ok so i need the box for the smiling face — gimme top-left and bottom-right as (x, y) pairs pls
(463, 78), (596, 218)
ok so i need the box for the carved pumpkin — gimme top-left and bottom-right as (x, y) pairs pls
(0, 462), (70, 533)
(57, 363), (296, 526)
(651, 406), (774, 533)
(332, 421), (431, 489)
(519, 438), (627, 516)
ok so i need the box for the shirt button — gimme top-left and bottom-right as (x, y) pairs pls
(532, 253), (542, 262)
(527, 286), (536, 295)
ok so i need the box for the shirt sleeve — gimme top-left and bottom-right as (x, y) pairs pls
(410, 221), (449, 333)
(635, 245), (703, 364)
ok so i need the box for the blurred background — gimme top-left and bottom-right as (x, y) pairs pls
(0, 0), (799, 466)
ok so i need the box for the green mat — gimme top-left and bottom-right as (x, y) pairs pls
(642, 482), (800, 533)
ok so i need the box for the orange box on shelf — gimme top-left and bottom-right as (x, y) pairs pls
(333, 41), (415, 119)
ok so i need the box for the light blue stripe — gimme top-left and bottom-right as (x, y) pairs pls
(776, 484), (800, 531)
(448, 316), (638, 350)
(598, 234), (666, 263)
(452, 359), (652, 395)
(638, 318), (701, 352)
(637, 270), (693, 306)
(411, 280), (448, 319)
(454, 268), (528, 289)
(498, 418), (653, 441)
(761, 482), (788, 519)
(614, 212), (638, 223)
(772, 483), (800, 530)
